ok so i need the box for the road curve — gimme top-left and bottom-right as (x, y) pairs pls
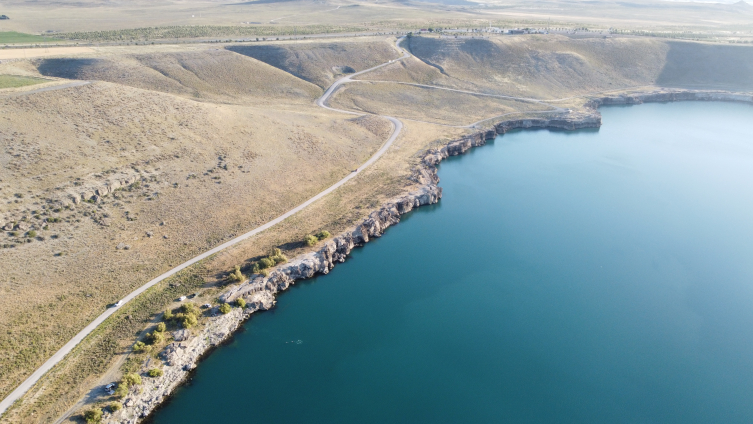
(0, 80), (91, 98)
(0, 37), (410, 418)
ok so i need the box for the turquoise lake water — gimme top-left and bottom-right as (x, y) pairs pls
(149, 102), (753, 424)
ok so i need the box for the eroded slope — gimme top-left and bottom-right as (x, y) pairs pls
(37, 48), (322, 103)
(227, 39), (401, 88)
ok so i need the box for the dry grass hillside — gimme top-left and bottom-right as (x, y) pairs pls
(0, 72), (389, 409)
(656, 41), (753, 90)
(4, 30), (753, 424)
(384, 35), (670, 98)
(360, 35), (753, 99)
(330, 81), (551, 126)
(228, 38), (401, 88)
(36, 48), (322, 103)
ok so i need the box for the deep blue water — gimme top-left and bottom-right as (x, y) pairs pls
(149, 102), (753, 424)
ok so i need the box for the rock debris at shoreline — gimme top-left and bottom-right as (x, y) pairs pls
(108, 88), (753, 423)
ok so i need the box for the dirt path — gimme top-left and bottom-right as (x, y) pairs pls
(0, 37), (411, 420)
(0, 80), (90, 97)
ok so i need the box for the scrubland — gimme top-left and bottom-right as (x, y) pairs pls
(1, 11), (753, 423)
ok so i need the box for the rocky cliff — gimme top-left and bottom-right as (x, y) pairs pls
(108, 87), (752, 423)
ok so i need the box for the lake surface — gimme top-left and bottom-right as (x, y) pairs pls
(149, 102), (753, 424)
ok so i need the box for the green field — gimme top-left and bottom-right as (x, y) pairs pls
(0, 75), (47, 89)
(0, 31), (51, 44)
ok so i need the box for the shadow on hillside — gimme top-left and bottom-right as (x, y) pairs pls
(37, 58), (102, 80)
(226, 45), (301, 79)
(656, 42), (753, 91)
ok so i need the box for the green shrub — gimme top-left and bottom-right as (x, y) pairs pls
(147, 368), (164, 378)
(146, 331), (164, 345)
(219, 303), (232, 314)
(315, 230), (331, 240)
(109, 402), (122, 412)
(304, 234), (318, 246)
(270, 248), (288, 264)
(236, 298), (246, 308)
(228, 265), (244, 282)
(122, 373), (142, 387)
(259, 257), (275, 268)
(114, 384), (129, 398)
(155, 322), (166, 332)
(181, 302), (199, 316)
(83, 407), (103, 423)
(27, 230), (37, 238)
(132, 341), (147, 353)
(182, 313), (198, 328)
(163, 309), (174, 320)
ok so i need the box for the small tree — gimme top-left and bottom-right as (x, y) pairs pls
(182, 313), (198, 328)
(109, 402), (122, 412)
(132, 341), (147, 353)
(27, 230), (37, 238)
(146, 331), (164, 345)
(114, 384), (129, 398)
(228, 265), (244, 282)
(219, 303), (232, 314)
(270, 248), (288, 264)
(122, 373), (142, 387)
(155, 322), (166, 333)
(315, 230), (331, 240)
(259, 257), (275, 268)
(304, 234), (318, 246)
(163, 309), (174, 320)
(147, 368), (164, 378)
(236, 298), (247, 308)
(181, 302), (200, 316)
(83, 407), (103, 424)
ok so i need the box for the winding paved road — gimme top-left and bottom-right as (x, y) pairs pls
(0, 37), (411, 419)
(4, 35), (595, 417)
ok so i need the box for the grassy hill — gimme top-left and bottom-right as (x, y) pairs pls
(0, 32), (51, 44)
(228, 39), (401, 89)
(36, 48), (322, 103)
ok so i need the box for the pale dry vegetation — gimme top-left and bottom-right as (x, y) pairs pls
(330, 81), (551, 126)
(0, 50), (390, 418)
(228, 38), (401, 88)
(3, 16), (753, 424)
(36, 48), (322, 103)
(377, 35), (670, 98)
(360, 34), (753, 98)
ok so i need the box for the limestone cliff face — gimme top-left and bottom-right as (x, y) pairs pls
(219, 184), (443, 305)
(110, 88), (752, 423)
(586, 89), (753, 108)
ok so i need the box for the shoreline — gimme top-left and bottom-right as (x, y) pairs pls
(107, 88), (753, 423)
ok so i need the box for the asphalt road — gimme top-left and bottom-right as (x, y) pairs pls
(0, 37), (410, 419)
